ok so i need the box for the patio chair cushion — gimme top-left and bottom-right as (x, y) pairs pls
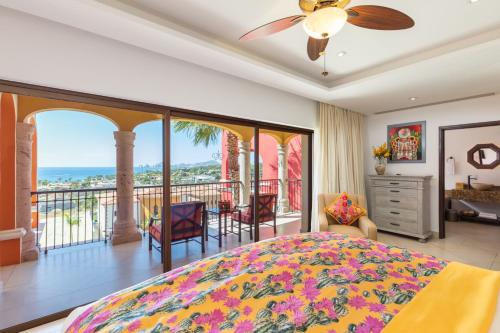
(232, 209), (253, 224)
(325, 192), (366, 226)
(149, 201), (205, 244)
(171, 202), (204, 241)
(150, 222), (161, 242)
(232, 194), (276, 225)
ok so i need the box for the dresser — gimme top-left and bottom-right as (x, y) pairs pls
(368, 175), (432, 242)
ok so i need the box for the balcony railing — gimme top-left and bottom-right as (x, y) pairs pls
(32, 188), (117, 253)
(288, 178), (302, 213)
(251, 178), (279, 195)
(32, 179), (301, 252)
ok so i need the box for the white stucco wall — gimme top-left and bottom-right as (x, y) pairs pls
(0, 7), (317, 129)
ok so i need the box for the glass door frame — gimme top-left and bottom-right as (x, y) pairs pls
(162, 112), (172, 272)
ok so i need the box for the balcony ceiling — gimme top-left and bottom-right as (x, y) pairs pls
(2, 0), (500, 113)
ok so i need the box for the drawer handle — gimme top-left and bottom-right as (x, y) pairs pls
(390, 211), (401, 215)
(390, 182), (400, 185)
(390, 222), (401, 227)
(390, 200), (400, 203)
(390, 190), (400, 193)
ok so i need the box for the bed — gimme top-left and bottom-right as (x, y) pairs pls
(62, 233), (500, 333)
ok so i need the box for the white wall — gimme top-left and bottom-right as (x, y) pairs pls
(445, 126), (500, 189)
(364, 94), (500, 232)
(0, 7), (317, 129)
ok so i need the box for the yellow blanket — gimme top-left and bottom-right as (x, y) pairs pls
(384, 262), (500, 333)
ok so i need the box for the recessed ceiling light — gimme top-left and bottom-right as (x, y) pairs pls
(337, 51), (347, 57)
(469, 0), (479, 3)
(409, 97), (418, 101)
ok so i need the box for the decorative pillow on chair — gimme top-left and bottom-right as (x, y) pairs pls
(325, 192), (367, 226)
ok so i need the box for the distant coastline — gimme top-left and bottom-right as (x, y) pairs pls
(38, 160), (220, 182)
(38, 166), (158, 182)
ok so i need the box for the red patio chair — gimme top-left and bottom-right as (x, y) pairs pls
(232, 194), (277, 242)
(149, 201), (206, 262)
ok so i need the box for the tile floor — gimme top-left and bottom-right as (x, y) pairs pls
(1, 216), (302, 330)
(379, 221), (500, 270)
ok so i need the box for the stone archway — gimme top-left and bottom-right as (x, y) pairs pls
(15, 96), (166, 260)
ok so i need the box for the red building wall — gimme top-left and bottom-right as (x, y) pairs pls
(220, 132), (302, 210)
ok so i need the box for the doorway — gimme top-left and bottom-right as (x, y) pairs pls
(439, 120), (500, 239)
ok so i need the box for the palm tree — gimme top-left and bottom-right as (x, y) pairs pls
(173, 121), (240, 182)
(64, 212), (80, 244)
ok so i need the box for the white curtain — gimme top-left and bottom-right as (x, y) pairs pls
(312, 103), (366, 231)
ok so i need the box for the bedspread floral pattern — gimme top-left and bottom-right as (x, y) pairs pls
(66, 233), (447, 333)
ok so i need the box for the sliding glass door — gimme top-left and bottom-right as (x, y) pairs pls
(0, 92), (171, 330)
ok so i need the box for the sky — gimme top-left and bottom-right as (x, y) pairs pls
(36, 111), (221, 167)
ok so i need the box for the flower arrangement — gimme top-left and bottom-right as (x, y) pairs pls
(372, 143), (391, 175)
(372, 143), (391, 161)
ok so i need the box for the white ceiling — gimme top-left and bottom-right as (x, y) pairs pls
(2, 0), (500, 114)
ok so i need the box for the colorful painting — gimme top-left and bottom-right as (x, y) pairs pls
(387, 121), (426, 163)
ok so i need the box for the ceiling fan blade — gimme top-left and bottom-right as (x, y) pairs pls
(239, 15), (305, 41)
(307, 37), (329, 61)
(346, 5), (414, 30)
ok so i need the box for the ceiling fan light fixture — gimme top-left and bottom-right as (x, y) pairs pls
(303, 7), (348, 39)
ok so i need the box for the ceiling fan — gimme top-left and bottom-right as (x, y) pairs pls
(239, 0), (414, 74)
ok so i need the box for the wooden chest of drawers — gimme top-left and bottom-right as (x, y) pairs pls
(368, 175), (432, 242)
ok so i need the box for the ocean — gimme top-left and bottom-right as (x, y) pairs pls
(38, 167), (160, 182)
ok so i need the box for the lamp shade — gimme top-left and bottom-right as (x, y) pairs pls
(303, 7), (348, 39)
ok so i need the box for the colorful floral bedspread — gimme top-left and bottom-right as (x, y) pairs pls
(66, 233), (447, 333)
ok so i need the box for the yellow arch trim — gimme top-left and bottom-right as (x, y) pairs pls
(25, 107), (120, 129)
(18, 96), (162, 131)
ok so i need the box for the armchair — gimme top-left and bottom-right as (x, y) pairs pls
(318, 193), (377, 240)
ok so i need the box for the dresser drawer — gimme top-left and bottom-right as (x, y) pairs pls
(374, 190), (418, 210)
(374, 186), (417, 198)
(374, 217), (418, 234)
(374, 206), (417, 224)
(372, 179), (417, 189)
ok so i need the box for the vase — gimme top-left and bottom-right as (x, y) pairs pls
(375, 159), (386, 175)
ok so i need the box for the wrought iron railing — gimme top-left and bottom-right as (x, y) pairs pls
(32, 188), (117, 253)
(251, 178), (280, 195)
(32, 181), (241, 252)
(32, 179), (301, 252)
(288, 178), (302, 213)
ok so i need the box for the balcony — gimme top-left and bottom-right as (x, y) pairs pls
(31, 180), (302, 252)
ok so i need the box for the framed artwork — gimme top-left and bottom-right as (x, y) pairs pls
(387, 121), (426, 163)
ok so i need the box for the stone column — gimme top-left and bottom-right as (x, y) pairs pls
(238, 141), (251, 205)
(16, 122), (39, 261)
(112, 131), (141, 245)
(277, 144), (290, 214)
